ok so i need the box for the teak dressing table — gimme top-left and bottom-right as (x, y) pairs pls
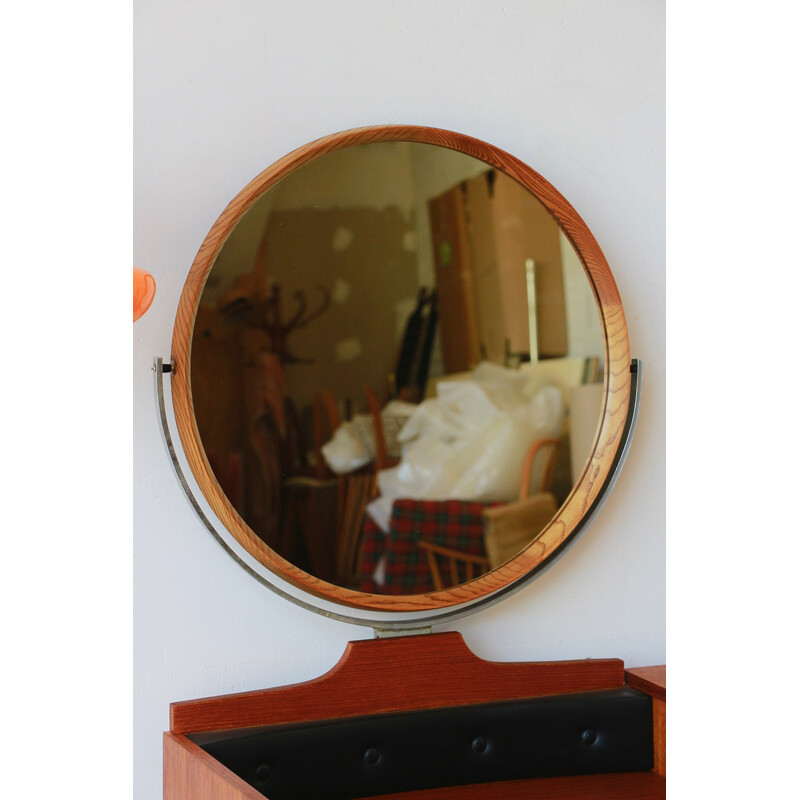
(158, 125), (664, 799)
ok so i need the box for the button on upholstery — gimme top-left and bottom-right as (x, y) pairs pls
(472, 736), (488, 754)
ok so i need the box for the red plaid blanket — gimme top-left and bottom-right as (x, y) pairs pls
(359, 498), (493, 594)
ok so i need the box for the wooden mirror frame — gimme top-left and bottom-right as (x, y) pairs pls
(171, 125), (631, 613)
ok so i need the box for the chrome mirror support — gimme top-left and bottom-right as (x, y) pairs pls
(154, 356), (641, 636)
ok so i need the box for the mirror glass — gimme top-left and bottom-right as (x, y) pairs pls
(189, 141), (605, 596)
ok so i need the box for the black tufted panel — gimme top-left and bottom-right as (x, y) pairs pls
(191, 687), (653, 800)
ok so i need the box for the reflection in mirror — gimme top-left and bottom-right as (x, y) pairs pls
(191, 142), (604, 595)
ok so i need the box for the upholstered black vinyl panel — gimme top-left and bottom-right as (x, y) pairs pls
(192, 688), (653, 800)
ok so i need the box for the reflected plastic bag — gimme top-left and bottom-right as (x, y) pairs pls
(367, 362), (562, 532)
(320, 400), (417, 475)
(320, 424), (371, 474)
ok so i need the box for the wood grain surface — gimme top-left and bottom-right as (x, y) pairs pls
(625, 665), (666, 702)
(652, 697), (666, 778)
(164, 732), (265, 800)
(170, 631), (625, 734)
(360, 772), (666, 800)
(170, 124), (632, 612)
(626, 665), (666, 778)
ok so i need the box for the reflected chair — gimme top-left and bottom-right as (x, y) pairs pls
(483, 437), (561, 569)
(361, 498), (492, 594)
(410, 437), (562, 588)
(364, 384), (404, 471)
(365, 385), (391, 472)
(303, 388), (381, 586)
(280, 390), (343, 582)
(416, 540), (491, 591)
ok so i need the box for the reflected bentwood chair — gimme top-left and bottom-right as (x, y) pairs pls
(413, 437), (562, 590)
(482, 437), (561, 569)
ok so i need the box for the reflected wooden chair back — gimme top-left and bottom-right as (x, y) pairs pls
(410, 437), (563, 587)
(416, 540), (490, 591)
(483, 437), (562, 569)
(519, 437), (561, 497)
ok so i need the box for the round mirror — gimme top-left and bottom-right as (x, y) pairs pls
(171, 126), (630, 613)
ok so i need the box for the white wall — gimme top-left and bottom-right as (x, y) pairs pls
(133, 2), (665, 798)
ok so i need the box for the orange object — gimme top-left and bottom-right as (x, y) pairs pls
(133, 267), (156, 321)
